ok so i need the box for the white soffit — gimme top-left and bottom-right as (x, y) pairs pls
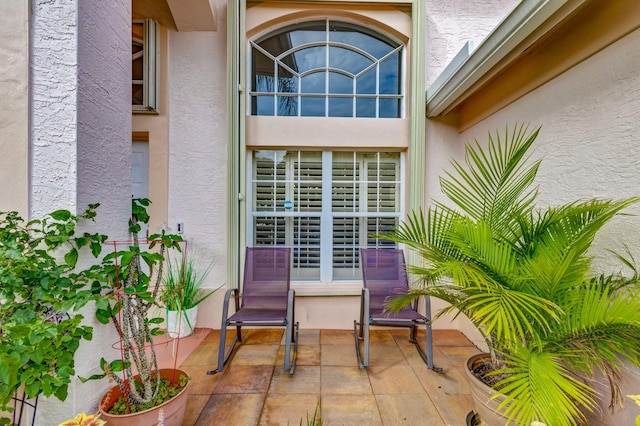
(426, 0), (568, 117)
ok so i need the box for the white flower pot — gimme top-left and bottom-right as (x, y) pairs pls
(165, 307), (197, 338)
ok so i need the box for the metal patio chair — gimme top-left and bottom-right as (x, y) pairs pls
(207, 247), (298, 375)
(354, 248), (441, 371)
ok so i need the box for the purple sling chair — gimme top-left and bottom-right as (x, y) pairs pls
(207, 247), (298, 375)
(354, 248), (442, 371)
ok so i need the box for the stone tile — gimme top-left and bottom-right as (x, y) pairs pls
(232, 343), (280, 365)
(182, 394), (210, 426)
(259, 394), (320, 426)
(367, 343), (408, 366)
(195, 393), (265, 425)
(269, 366), (321, 394)
(439, 345), (483, 365)
(376, 394), (445, 426)
(321, 394), (382, 425)
(321, 366), (373, 395)
(430, 393), (475, 425)
(201, 328), (237, 346)
(367, 330), (397, 346)
(432, 329), (475, 347)
(241, 328), (284, 344)
(412, 359), (471, 395)
(281, 328), (321, 345)
(320, 329), (355, 346)
(321, 343), (359, 366)
(276, 343), (321, 366)
(368, 364), (424, 394)
(180, 364), (222, 395)
(214, 365), (274, 394)
(180, 342), (219, 367)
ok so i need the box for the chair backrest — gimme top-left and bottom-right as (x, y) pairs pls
(241, 247), (291, 310)
(360, 248), (409, 310)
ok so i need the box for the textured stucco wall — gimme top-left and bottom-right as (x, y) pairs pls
(31, 0), (79, 216)
(425, 0), (520, 87)
(166, 7), (228, 328)
(0, 1), (29, 216)
(30, 0), (132, 423)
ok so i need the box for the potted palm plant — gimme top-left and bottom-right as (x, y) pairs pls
(383, 124), (640, 425)
(160, 254), (216, 338)
(81, 199), (191, 426)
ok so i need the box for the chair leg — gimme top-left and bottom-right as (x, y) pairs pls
(353, 319), (365, 369)
(207, 289), (239, 375)
(287, 321), (299, 375)
(412, 320), (443, 373)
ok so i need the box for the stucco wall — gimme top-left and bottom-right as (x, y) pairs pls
(0, 1), (29, 216)
(31, 0), (79, 217)
(30, 0), (132, 423)
(425, 0), (520, 87)
(166, 15), (229, 328)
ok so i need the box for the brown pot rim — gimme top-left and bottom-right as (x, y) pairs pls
(99, 367), (191, 417)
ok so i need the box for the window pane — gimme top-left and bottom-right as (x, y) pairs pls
(329, 46), (372, 75)
(253, 49), (275, 92)
(300, 96), (325, 117)
(366, 217), (397, 246)
(251, 95), (275, 115)
(356, 98), (375, 117)
(292, 218), (321, 282)
(379, 98), (400, 118)
(258, 21), (326, 56)
(356, 68), (376, 94)
(277, 65), (298, 93)
(285, 46), (326, 73)
(332, 216), (361, 280)
(277, 96), (298, 116)
(255, 216), (286, 245)
(379, 52), (401, 95)
(301, 72), (325, 94)
(328, 72), (352, 95)
(328, 97), (352, 117)
(332, 155), (359, 212)
(328, 22), (396, 59)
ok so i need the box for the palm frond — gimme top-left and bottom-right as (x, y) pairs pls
(440, 124), (541, 231)
(495, 346), (596, 426)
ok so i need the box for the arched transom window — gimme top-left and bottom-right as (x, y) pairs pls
(250, 19), (403, 118)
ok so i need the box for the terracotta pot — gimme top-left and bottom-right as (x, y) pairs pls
(464, 354), (510, 426)
(99, 368), (190, 426)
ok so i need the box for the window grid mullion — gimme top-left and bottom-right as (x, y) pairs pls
(320, 151), (333, 282)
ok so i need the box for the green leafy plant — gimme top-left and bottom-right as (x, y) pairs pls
(80, 199), (187, 414)
(160, 255), (216, 311)
(0, 205), (106, 422)
(105, 373), (189, 415)
(382, 124), (640, 425)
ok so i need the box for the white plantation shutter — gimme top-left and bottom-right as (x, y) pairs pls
(251, 150), (400, 282)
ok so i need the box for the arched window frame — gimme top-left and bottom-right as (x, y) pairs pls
(249, 19), (404, 118)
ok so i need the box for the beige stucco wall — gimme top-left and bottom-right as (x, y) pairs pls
(0, 1), (29, 216)
(132, 26), (170, 233)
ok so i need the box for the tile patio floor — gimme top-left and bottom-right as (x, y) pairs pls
(178, 328), (482, 425)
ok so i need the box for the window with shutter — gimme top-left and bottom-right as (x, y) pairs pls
(250, 150), (400, 282)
